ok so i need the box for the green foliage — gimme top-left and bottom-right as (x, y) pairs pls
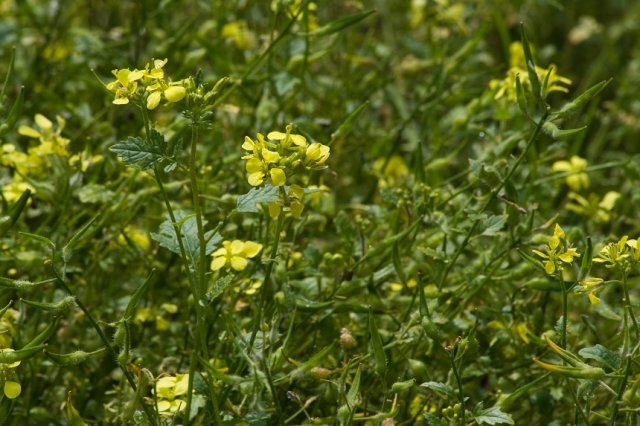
(2, 0), (640, 424)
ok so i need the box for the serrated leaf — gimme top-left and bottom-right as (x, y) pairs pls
(474, 406), (514, 425)
(150, 210), (222, 262)
(236, 185), (280, 213)
(110, 136), (165, 170)
(481, 215), (508, 236)
(420, 381), (455, 398)
(578, 345), (621, 370)
(204, 275), (234, 304)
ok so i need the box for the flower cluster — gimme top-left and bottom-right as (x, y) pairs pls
(532, 224), (580, 275)
(575, 236), (640, 304)
(489, 41), (571, 102)
(211, 240), (263, 272)
(1, 114), (75, 202)
(155, 373), (189, 416)
(106, 59), (186, 110)
(242, 124), (330, 218)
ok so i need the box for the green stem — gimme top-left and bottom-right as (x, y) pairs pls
(437, 109), (549, 289)
(561, 277), (568, 349)
(55, 276), (158, 425)
(248, 212), (285, 354)
(450, 350), (466, 426)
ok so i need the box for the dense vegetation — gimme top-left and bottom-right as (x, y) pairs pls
(2, 0), (640, 424)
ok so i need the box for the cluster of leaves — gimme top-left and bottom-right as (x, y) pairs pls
(1, 0), (640, 425)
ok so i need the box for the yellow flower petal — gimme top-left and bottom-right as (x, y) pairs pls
(146, 91), (162, 110)
(248, 172), (264, 186)
(4, 381), (21, 399)
(242, 241), (263, 258)
(164, 86), (186, 103)
(270, 168), (286, 186)
(157, 400), (171, 412)
(174, 374), (189, 396)
(211, 256), (226, 271)
(268, 202), (281, 218)
(544, 260), (556, 274)
(230, 256), (248, 271)
(35, 114), (53, 130)
(17, 125), (41, 138)
(230, 240), (245, 255)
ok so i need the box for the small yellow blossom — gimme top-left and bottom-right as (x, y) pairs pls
(373, 155), (410, 188)
(552, 156), (589, 191)
(490, 42), (571, 102)
(575, 276), (605, 305)
(532, 224), (580, 275)
(155, 374), (189, 416)
(106, 68), (143, 105)
(304, 143), (330, 169)
(211, 240), (263, 272)
(594, 236), (630, 269)
(566, 191), (620, 223)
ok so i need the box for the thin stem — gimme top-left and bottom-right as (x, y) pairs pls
(450, 349), (466, 426)
(55, 276), (158, 425)
(438, 109), (550, 289)
(561, 277), (568, 349)
(248, 212), (285, 354)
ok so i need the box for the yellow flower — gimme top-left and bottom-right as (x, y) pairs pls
(2, 180), (35, 203)
(490, 42), (571, 102)
(0, 349), (21, 399)
(594, 236), (630, 268)
(106, 68), (143, 105)
(532, 224), (580, 275)
(373, 155), (410, 188)
(304, 143), (330, 169)
(565, 191), (619, 223)
(211, 240), (263, 271)
(552, 156), (589, 191)
(575, 276), (605, 305)
(155, 373), (189, 416)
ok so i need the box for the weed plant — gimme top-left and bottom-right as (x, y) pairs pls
(1, 0), (640, 425)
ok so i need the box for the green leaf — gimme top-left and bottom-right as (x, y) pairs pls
(235, 185), (280, 213)
(24, 317), (60, 348)
(347, 365), (361, 408)
(420, 381), (455, 398)
(368, 307), (387, 376)
(150, 210), (222, 261)
(66, 392), (88, 426)
(300, 9), (375, 37)
(290, 343), (335, 379)
(330, 101), (368, 145)
(75, 184), (114, 204)
(124, 270), (155, 320)
(109, 136), (165, 170)
(578, 344), (621, 370)
(481, 215), (508, 236)
(0, 188), (31, 237)
(520, 23), (541, 101)
(579, 237), (593, 281)
(0, 46), (16, 100)
(204, 275), (234, 304)
(553, 79), (611, 120)
(0, 86), (24, 136)
(474, 405), (515, 425)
